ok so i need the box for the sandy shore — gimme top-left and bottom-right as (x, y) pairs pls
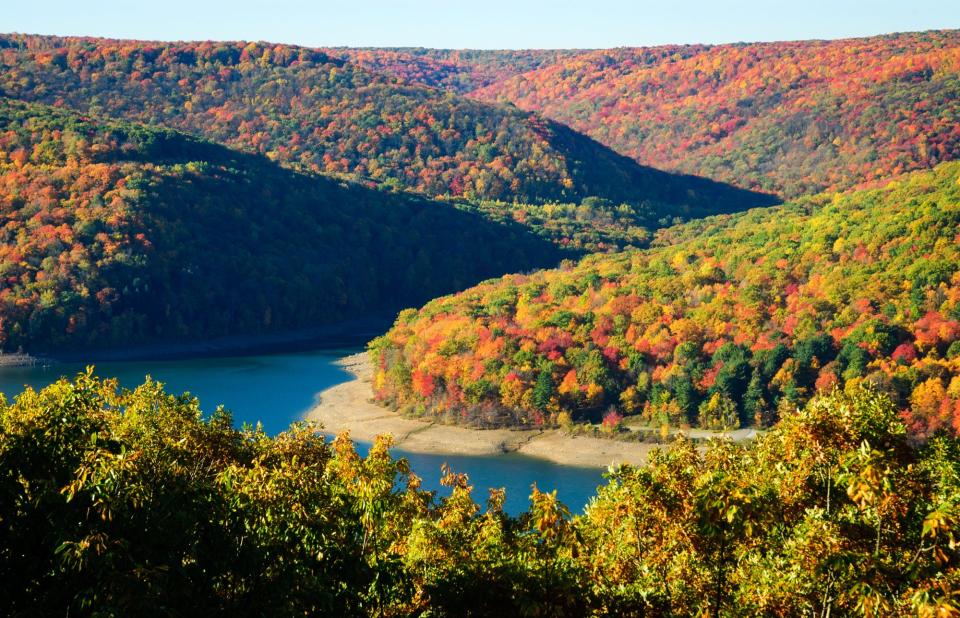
(306, 353), (660, 468)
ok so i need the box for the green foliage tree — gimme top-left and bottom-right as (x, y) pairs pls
(2, 372), (959, 615)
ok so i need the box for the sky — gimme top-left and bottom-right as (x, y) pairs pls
(4, 0), (958, 49)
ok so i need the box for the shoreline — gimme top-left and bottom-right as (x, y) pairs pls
(0, 352), (51, 368)
(306, 353), (660, 468)
(24, 316), (393, 364)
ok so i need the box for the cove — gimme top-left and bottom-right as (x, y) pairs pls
(0, 348), (605, 515)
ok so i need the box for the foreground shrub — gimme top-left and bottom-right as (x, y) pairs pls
(1, 372), (957, 616)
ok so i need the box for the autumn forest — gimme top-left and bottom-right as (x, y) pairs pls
(1, 25), (960, 617)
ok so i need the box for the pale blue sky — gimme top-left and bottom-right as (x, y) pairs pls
(4, 0), (957, 49)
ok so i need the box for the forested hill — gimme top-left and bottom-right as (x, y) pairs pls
(340, 32), (960, 199)
(0, 98), (570, 352)
(371, 161), (960, 436)
(471, 30), (960, 197)
(0, 35), (772, 213)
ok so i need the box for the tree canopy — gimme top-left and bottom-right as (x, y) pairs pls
(1, 372), (958, 616)
(0, 35), (771, 211)
(467, 31), (960, 198)
(0, 98), (569, 351)
(372, 162), (960, 434)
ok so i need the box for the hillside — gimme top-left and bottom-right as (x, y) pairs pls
(471, 31), (960, 197)
(0, 98), (572, 352)
(371, 162), (960, 435)
(330, 47), (585, 93)
(0, 35), (772, 213)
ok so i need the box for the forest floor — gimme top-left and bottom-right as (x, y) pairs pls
(307, 353), (753, 468)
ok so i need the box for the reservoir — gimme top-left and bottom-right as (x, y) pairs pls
(0, 348), (606, 514)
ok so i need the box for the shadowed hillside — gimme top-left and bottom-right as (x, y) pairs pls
(0, 98), (567, 352)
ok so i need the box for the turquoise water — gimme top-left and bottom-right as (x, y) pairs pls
(0, 349), (605, 514)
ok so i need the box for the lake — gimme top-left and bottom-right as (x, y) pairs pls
(0, 348), (606, 514)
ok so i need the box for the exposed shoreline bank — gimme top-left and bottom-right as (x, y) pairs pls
(0, 352), (50, 368)
(15, 316), (392, 365)
(306, 353), (661, 468)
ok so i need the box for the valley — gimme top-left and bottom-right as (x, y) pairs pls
(1, 18), (959, 616)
